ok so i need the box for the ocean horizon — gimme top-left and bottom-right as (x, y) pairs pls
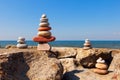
(0, 40), (120, 49)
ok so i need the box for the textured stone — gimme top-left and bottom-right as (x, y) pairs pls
(76, 48), (113, 68)
(52, 47), (77, 58)
(0, 51), (63, 80)
(59, 58), (77, 73)
(37, 43), (51, 51)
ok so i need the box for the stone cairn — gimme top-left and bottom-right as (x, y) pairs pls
(83, 39), (92, 50)
(93, 57), (108, 75)
(33, 14), (56, 51)
(17, 37), (28, 49)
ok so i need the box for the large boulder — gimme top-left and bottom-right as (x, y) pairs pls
(76, 48), (113, 68)
(0, 50), (63, 80)
(59, 58), (77, 73)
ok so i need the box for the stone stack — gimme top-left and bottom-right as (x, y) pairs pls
(83, 39), (92, 50)
(17, 37), (28, 49)
(33, 14), (56, 51)
(93, 57), (108, 75)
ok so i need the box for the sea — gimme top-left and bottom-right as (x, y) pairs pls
(0, 40), (120, 49)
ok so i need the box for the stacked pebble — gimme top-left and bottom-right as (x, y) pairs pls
(33, 14), (56, 50)
(83, 39), (92, 50)
(38, 14), (51, 39)
(17, 37), (28, 49)
(93, 57), (108, 75)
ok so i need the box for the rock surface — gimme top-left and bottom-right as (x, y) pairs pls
(0, 47), (120, 80)
(0, 49), (63, 80)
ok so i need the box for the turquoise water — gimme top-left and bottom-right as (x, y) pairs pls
(0, 40), (120, 49)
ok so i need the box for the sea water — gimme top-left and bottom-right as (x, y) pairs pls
(0, 40), (120, 49)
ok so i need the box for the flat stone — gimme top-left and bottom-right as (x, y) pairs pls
(93, 68), (108, 75)
(37, 43), (51, 51)
(39, 22), (49, 27)
(83, 47), (92, 50)
(17, 40), (25, 44)
(37, 31), (51, 37)
(17, 44), (28, 49)
(95, 63), (108, 70)
(33, 36), (56, 43)
(38, 26), (51, 31)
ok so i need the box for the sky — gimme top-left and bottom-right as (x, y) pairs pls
(0, 0), (120, 40)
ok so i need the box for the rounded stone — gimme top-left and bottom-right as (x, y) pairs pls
(84, 43), (91, 47)
(37, 31), (51, 37)
(38, 27), (51, 31)
(96, 57), (105, 63)
(95, 63), (108, 70)
(41, 14), (47, 18)
(40, 18), (48, 22)
(39, 22), (49, 27)
(83, 47), (91, 50)
(37, 43), (51, 51)
(17, 44), (28, 49)
(18, 37), (25, 41)
(33, 36), (56, 43)
(17, 40), (25, 44)
(93, 68), (108, 75)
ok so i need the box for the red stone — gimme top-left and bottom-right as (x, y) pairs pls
(33, 36), (56, 43)
(38, 27), (51, 31)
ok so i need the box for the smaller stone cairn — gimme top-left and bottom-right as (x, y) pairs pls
(16, 37), (28, 49)
(93, 57), (108, 75)
(83, 39), (92, 50)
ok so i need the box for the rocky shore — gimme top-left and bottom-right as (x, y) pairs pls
(0, 47), (120, 80)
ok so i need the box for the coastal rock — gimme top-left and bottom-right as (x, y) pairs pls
(5, 45), (16, 49)
(59, 58), (77, 73)
(52, 47), (77, 58)
(76, 48), (113, 68)
(0, 50), (63, 80)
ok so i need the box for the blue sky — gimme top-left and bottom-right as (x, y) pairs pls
(0, 0), (120, 40)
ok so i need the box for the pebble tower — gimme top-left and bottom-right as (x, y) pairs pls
(93, 57), (108, 75)
(33, 14), (56, 50)
(83, 39), (92, 50)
